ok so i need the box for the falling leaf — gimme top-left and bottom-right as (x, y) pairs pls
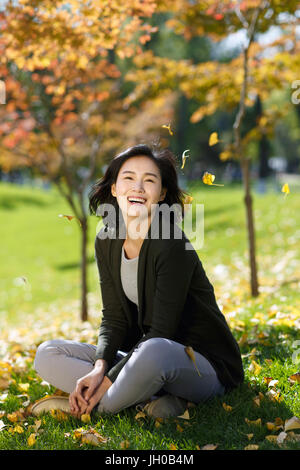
(208, 132), (219, 146)
(284, 416), (300, 431)
(281, 183), (290, 198)
(180, 149), (190, 170)
(27, 433), (36, 446)
(162, 123), (173, 135)
(184, 346), (201, 377)
(202, 172), (224, 187)
(58, 214), (82, 227)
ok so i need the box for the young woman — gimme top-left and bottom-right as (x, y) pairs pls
(34, 143), (244, 419)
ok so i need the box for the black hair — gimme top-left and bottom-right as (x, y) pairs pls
(88, 142), (190, 227)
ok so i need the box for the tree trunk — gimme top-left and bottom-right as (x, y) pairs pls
(240, 158), (259, 297)
(80, 216), (88, 321)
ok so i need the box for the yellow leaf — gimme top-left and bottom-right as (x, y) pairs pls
(81, 413), (91, 423)
(281, 183), (290, 197)
(177, 409), (190, 420)
(176, 423), (184, 432)
(202, 172), (224, 187)
(246, 433), (253, 440)
(162, 123), (173, 135)
(120, 440), (130, 449)
(284, 416), (300, 431)
(18, 383), (30, 392)
(245, 418), (262, 426)
(208, 132), (219, 146)
(13, 424), (24, 434)
(249, 360), (262, 376)
(244, 444), (259, 450)
(253, 396), (260, 407)
(169, 443), (177, 450)
(265, 435), (278, 444)
(134, 411), (147, 420)
(184, 346), (201, 377)
(81, 433), (101, 446)
(219, 151), (231, 161)
(222, 403), (233, 412)
(27, 433), (36, 446)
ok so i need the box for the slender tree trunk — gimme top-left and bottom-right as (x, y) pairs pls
(80, 216), (88, 322)
(240, 158), (259, 296)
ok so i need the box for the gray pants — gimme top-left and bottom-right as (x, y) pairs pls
(34, 337), (225, 415)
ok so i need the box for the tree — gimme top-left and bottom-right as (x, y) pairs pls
(0, 0), (162, 321)
(122, 0), (300, 296)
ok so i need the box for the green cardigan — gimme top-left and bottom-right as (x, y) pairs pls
(94, 212), (244, 391)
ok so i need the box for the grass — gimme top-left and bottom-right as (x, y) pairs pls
(0, 180), (300, 450)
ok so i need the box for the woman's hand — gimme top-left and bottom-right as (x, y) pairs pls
(69, 369), (105, 418)
(84, 376), (113, 415)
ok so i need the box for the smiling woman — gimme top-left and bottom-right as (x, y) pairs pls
(33, 142), (244, 420)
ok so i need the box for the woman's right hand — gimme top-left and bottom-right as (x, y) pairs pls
(69, 369), (105, 417)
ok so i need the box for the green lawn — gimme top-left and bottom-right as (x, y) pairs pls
(0, 180), (300, 450)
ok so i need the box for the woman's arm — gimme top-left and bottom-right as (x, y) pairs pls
(104, 239), (198, 383)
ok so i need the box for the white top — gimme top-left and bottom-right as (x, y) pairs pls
(120, 245), (139, 308)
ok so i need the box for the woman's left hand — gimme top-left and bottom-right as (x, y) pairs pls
(83, 376), (113, 416)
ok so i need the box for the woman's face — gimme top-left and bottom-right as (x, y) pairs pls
(111, 155), (167, 223)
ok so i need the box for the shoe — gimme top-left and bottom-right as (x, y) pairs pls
(141, 394), (188, 419)
(30, 395), (70, 416)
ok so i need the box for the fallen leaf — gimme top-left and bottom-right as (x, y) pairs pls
(201, 443), (218, 450)
(289, 372), (300, 384)
(245, 418), (262, 426)
(0, 420), (6, 431)
(120, 440), (130, 449)
(222, 403), (233, 412)
(27, 433), (36, 446)
(80, 413), (91, 423)
(244, 444), (259, 450)
(281, 183), (290, 198)
(277, 431), (287, 444)
(284, 416), (300, 432)
(177, 409), (190, 420)
(169, 443), (177, 450)
(135, 411), (147, 420)
(265, 435), (278, 444)
(176, 423), (184, 432)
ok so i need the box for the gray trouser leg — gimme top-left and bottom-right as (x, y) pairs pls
(34, 338), (225, 415)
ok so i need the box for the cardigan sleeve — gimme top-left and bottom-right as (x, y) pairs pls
(105, 239), (198, 383)
(94, 238), (128, 370)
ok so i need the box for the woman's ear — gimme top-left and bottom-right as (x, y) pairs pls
(111, 183), (116, 198)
